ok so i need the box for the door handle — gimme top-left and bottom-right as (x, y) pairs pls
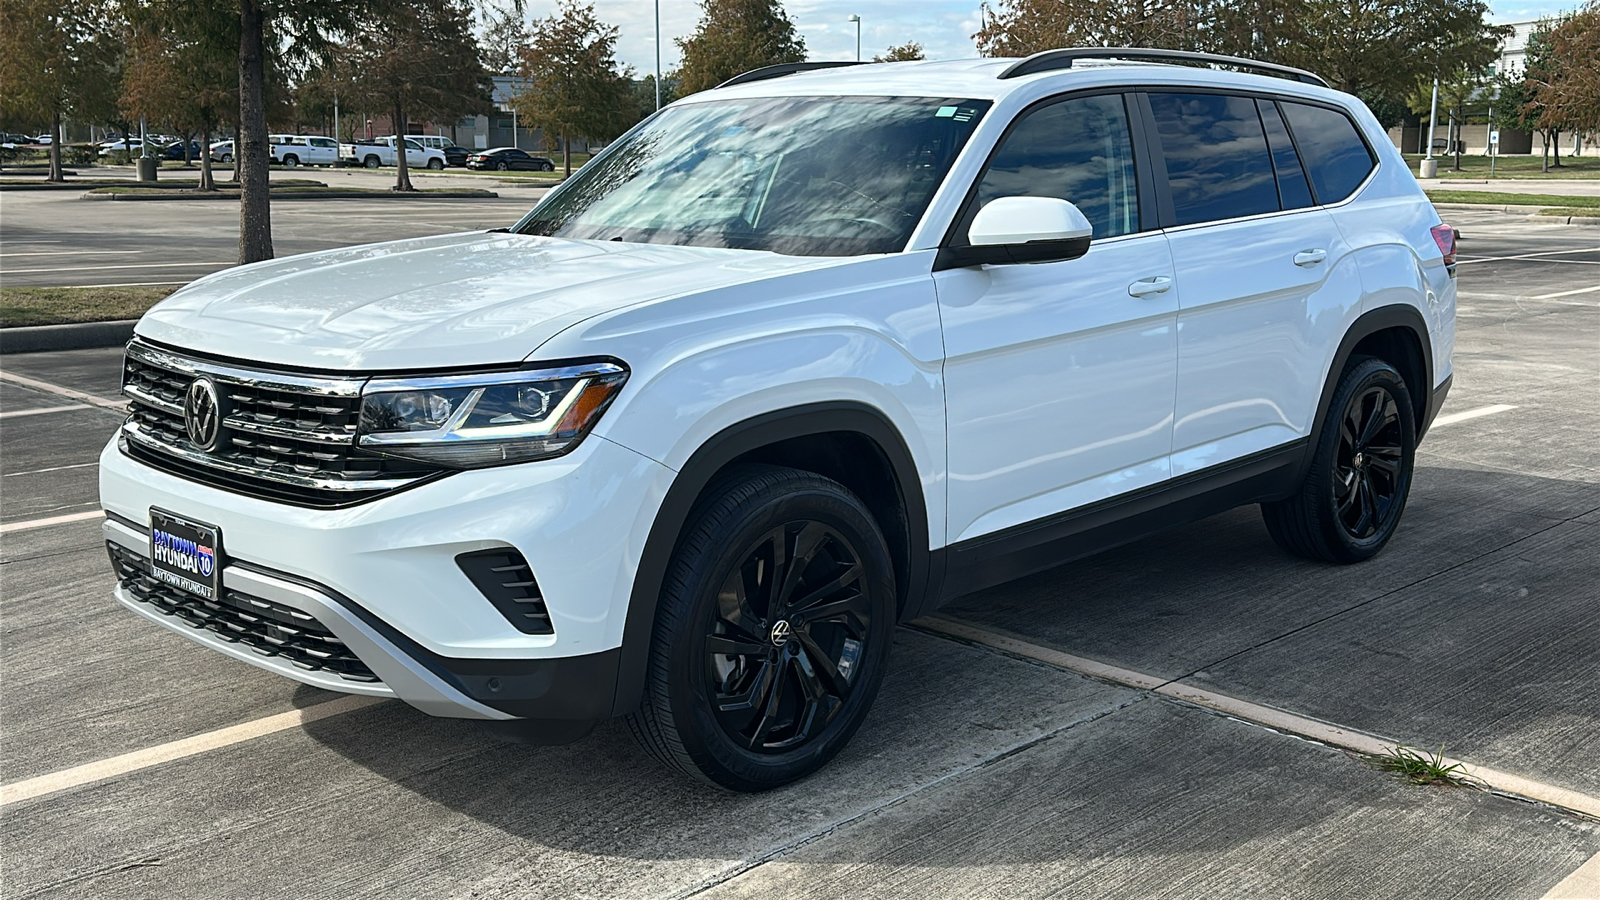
(1294, 249), (1328, 267)
(1127, 276), (1173, 298)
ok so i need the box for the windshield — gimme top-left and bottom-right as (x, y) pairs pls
(517, 96), (991, 257)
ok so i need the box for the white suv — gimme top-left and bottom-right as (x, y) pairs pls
(101, 49), (1456, 791)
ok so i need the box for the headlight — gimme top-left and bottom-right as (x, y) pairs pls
(356, 361), (627, 467)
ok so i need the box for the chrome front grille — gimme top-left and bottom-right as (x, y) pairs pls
(120, 340), (442, 507)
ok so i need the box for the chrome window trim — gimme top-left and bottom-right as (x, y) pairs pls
(1156, 161), (1380, 235)
(127, 339), (366, 397)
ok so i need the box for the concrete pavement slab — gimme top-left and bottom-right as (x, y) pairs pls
(939, 477), (1563, 682)
(1192, 519), (1600, 798)
(696, 700), (1600, 900)
(0, 346), (127, 400)
(1, 379), (82, 411)
(0, 407), (118, 522)
(1, 542), (311, 782)
(0, 629), (1138, 899)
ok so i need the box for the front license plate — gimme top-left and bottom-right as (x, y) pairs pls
(149, 508), (223, 600)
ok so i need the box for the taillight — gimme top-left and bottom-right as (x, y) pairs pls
(1430, 224), (1457, 267)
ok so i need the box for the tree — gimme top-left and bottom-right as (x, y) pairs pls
(1515, 21), (1569, 171)
(480, 5), (531, 74)
(0, 0), (119, 181)
(674, 0), (806, 96)
(512, 0), (635, 176)
(122, 0), (238, 190)
(348, 0), (491, 191)
(974, 0), (1214, 57)
(1533, 4), (1600, 163)
(875, 41), (925, 62)
(232, 0), (373, 263)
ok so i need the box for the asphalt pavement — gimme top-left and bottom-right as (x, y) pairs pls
(1, 169), (546, 289)
(1, 210), (1597, 898)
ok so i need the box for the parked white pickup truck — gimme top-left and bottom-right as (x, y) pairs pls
(339, 136), (447, 170)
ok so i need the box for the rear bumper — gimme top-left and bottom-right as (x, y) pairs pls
(104, 515), (620, 736)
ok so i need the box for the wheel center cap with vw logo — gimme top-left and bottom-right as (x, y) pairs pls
(184, 377), (224, 451)
(769, 619), (793, 647)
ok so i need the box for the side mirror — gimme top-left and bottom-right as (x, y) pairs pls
(936, 196), (1094, 270)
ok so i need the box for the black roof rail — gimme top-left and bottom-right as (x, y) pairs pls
(716, 61), (868, 89)
(998, 47), (1329, 87)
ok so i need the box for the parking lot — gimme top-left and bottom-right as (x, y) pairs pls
(1, 209), (1597, 898)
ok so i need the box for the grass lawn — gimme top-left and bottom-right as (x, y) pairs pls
(1424, 189), (1600, 208)
(1, 286), (176, 328)
(1405, 153), (1600, 179)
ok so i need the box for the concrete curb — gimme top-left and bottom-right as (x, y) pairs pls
(1534, 214), (1600, 226)
(78, 189), (498, 201)
(0, 320), (137, 353)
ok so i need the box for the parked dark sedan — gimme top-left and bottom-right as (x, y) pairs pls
(441, 145), (470, 167)
(465, 147), (556, 171)
(160, 140), (205, 161)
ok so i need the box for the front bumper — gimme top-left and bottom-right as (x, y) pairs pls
(99, 429), (676, 726)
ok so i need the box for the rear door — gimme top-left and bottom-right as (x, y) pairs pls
(936, 91), (1179, 544)
(1145, 91), (1357, 476)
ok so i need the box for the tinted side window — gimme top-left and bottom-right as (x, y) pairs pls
(1280, 102), (1374, 203)
(1148, 92), (1278, 226)
(974, 93), (1138, 239)
(1257, 100), (1314, 210)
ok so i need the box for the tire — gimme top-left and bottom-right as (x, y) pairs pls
(220, 153), (232, 163)
(363, 155), (381, 169)
(282, 154), (299, 167)
(496, 161), (508, 171)
(626, 464), (896, 791)
(427, 158), (444, 170)
(541, 162), (554, 172)
(1262, 356), (1417, 564)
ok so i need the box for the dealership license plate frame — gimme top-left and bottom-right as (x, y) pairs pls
(149, 508), (224, 600)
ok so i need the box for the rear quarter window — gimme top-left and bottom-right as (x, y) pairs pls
(1147, 92), (1280, 226)
(1280, 102), (1375, 203)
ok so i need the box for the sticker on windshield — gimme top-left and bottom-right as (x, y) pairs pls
(935, 106), (957, 118)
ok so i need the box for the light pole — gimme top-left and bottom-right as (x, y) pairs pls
(848, 14), (861, 62)
(655, 0), (662, 111)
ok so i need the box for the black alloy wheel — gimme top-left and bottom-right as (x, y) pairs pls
(627, 465), (896, 791)
(1262, 356), (1416, 563)
(1332, 384), (1405, 540)
(705, 520), (872, 753)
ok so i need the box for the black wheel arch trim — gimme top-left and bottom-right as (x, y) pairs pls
(613, 401), (934, 718)
(1304, 304), (1435, 482)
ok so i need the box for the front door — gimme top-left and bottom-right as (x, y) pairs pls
(936, 92), (1179, 546)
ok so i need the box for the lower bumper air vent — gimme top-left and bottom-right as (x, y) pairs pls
(456, 548), (554, 635)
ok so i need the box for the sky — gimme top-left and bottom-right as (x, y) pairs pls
(503, 0), (1585, 78)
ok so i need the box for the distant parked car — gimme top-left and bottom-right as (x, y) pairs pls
(210, 140), (234, 163)
(409, 134), (470, 167)
(270, 134), (339, 167)
(159, 140), (205, 161)
(1, 133), (30, 148)
(338, 136), (446, 170)
(99, 138), (147, 156)
(32, 134), (54, 144)
(465, 147), (555, 171)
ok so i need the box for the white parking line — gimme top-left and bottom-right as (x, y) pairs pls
(0, 403), (89, 419)
(918, 615), (1600, 822)
(0, 510), (105, 533)
(0, 370), (126, 411)
(1431, 404), (1517, 428)
(0, 695), (385, 807)
(1544, 850), (1600, 899)
(1534, 284), (1600, 300)
(3, 461), (98, 478)
(1457, 246), (1600, 265)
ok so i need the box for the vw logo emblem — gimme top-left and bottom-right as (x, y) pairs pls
(184, 378), (223, 451)
(769, 619), (793, 647)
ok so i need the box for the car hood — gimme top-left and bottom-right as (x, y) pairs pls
(135, 232), (839, 371)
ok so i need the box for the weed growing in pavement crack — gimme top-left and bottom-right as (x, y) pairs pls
(1373, 745), (1483, 788)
